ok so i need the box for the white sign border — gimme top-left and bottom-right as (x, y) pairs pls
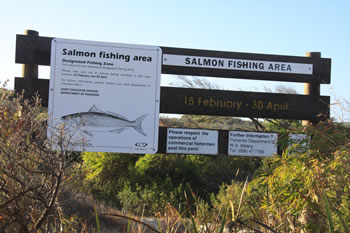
(163, 54), (313, 75)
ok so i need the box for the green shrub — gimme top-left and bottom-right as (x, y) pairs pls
(117, 181), (186, 216)
(82, 152), (259, 216)
(247, 121), (350, 232)
(82, 152), (140, 207)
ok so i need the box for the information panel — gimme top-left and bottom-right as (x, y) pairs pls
(48, 38), (162, 153)
(228, 131), (277, 157)
(166, 128), (218, 155)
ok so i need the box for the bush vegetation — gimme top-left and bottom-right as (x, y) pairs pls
(0, 92), (82, 232)
(81, 152), (258, 216)
(1, 88), (349, 232)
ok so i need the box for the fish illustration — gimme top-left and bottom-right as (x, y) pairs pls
(61, 105), (148, 136)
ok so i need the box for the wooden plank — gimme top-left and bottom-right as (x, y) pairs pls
(14, 78), (329, 121)
(15, 34), (331, 84)
(158, 127), (168, 154)
(16, 35), (52, 66)
(160, 87), (330, 121)
(14, 78), (49, 107)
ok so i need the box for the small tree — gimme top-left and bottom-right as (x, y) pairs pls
(0, 92), (80, 232)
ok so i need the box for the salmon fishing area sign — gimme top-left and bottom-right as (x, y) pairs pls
(15, 30), (331, 155)
(48, 38), (162, 154)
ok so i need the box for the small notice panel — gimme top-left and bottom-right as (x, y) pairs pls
(166, 128), (218, 155)
(228, 131), (277, 157)
(289, 134), (309, 145)
(288, 133), (310, 154)
(48, 38), (162, 154)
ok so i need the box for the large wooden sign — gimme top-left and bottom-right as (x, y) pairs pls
(14, 31), (331, 156)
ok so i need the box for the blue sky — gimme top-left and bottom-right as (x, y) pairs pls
(1, 0), (350, 120)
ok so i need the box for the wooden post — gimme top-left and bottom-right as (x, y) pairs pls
(302, 52), (321, 126)
(22, 29), (39, 79)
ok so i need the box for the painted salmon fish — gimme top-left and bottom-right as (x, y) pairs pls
(61, 105), (148, 136)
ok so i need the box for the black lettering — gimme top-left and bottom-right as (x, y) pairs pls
(203, 59), (211, 66)
(281, 64), (286, 71)
(133, 56), (150, 62)
(242, 61), (249, 69)
(62, 49), (96, 57)
(191, 58), (197, 65)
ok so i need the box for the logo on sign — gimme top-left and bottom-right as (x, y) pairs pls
(135, 142), (148, 147)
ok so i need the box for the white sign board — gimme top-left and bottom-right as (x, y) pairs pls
(289, 134), (309, 145)
(288, 133), (310, 154)
(228, 131), (277, 157)
(48, 38), (162, 154)
(163, 54), (313, 75)
(167, 128), (218, 155)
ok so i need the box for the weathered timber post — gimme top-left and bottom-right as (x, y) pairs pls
(22, 30), (39, 79)
(302, 52), (321, 126)
(18, 29), (41, 102)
